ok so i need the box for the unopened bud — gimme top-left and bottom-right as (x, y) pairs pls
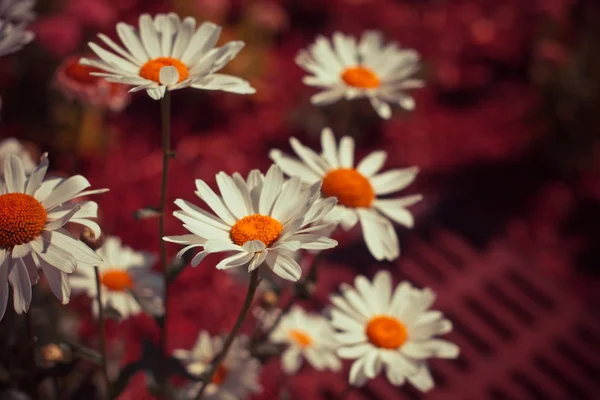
(80, 227), (103, 250)
(260, 290), (279, 308)
(40, 343), (70, 366)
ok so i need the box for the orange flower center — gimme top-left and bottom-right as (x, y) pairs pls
(100, 270), (134, 291)
(288, 329), (312, 347)
(0, 193), (47, 250)
(139, 57), (189, 84)
(212, 365), (228, 385)
(230, 215), (283, 247)
(341, 66), (380, 89)
(321, 168), (375, 208)
(365, 315), (408, 349)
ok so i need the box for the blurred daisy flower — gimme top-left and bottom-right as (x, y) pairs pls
(164, 165), (338, 282)
(0, 138), (35, 174)
(81, 13), (255, 100)
(296, 31), (423, 119)
(0, 20), (33, 57)
(270, 305), (341, 374)
(173, 332), (262, 399)
(330, 271), (459, 391)
(271, 127), (421, 261)
(70, 236), (163, 319)
(0, 0), (36, 24)
(0, 154), (106, 320)
(55, 55), (130, 112)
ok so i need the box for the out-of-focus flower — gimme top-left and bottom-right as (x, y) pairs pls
(0, 154), (106, 320)
(0, 0), (36, 24)
(270, 305), (341, 374)
(173, 332), (262, 399)
(271, 128), (421, 261)
(0, 21), (33, 57)
(0, 138), (35, 174)
(54, 55), (130, 112)
(247, 1), (289, 32)
(39, 343), (71, 366)
(163, 165), (338, 282)
(82, 13), (255, 100)
(296, 31), (423, 119)
(330, 271), (459, 391)
(70, 236), (162, 319)
(32, 15), (80, 57)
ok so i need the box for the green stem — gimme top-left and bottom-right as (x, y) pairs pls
(94, 266), (111, 399)
(194, 270), (261, 400)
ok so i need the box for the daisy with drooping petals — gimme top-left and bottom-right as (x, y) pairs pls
(81, 13), (255, 100)
(0, 20), (33, 57)
(296, 31), (423, 119)
(0, 138), (35, 174)
(0, 154), (106, 320)
(270, 305), (341, 374)
(330, 271), (459, 391)
(55, 55), (130, 112)
(270, 127), (421, 261)
(173, 332), (262, 399)
(0, 0), (36, 24)
(163, 165), (338, 282)
(70, 236), (163, 319)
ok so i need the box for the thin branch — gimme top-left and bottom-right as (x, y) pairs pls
(94, 266), (111, 399)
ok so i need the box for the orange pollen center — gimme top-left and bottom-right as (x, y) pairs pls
(341, 66), (380, 88)
(230, 214), (283, 247)
(0, 193), (47, 250)
(100, 270), (134, 291)
(321, 168), (375, 208)
(288, 329), (313, 347)
(366, 315), (408, 349)
(139, 57), (189, 84)
(212, 365), (228, 385)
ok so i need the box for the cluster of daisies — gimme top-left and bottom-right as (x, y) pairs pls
(0, 6), (458, 399)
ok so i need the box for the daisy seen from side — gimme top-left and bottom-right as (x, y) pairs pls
(330, 271), (459, 391)
(270, 305), (341, 374)
(0, 20), (33, 57)
(81, 13), (255, 100)
(173, 332), (262, 400)
(163, 165), (338, 282)
(70, 236), (163, 319)
(0, 0), (36, 24)
(0, 138), (35, 174)
(0, 154), (106, 320)
(296, 31), (423, 119)
(270, 127), (421, 261)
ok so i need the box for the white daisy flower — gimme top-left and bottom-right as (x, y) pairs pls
(270, 127), (421, 261)
(81, 13), (256, 100)
(296, 31), (423, 119)
(69, 236), (163, 319)
(330, 271), (459, 391)
(163, 165), (338, 282)
(0, 20), (33, 57)
(0, 0), (36, 24)
(270, 305), (341, 374)
(173, 332), (262, 400)
(0, 138), (35, 174)
(0, 154), (106, 320)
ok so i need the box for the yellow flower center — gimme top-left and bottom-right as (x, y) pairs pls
(100, 269), (134, 291)
(0, 193), (47, 250)
(288, 329), (312, 347)
(365, 315), (408, 349)
(230, 215), (283, 247)
(341, 66), (380, 89)
(212, 365), (228, 385)
(321, 168), (375, 208)
(139, 57), (189, 84)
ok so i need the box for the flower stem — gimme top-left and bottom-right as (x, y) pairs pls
(25, 310), (38, 400)
(336, 383), (354, 400)
(94, 266), (111, 399)
(194, 269), (261, 400)
(159, 91), (172, 356)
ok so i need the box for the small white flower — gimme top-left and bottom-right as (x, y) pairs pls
(0, 138), (35, 174)
(0, 0), (36, 24)
(82, 13), (255, 100)
(163, 165), (338, 282)
(70, 236), (163, 319)
(270, 305), (341, 374)
(271, 127), (421, 261)
(173, 332), (262, 400)
(0, 21), (33, 57)
(330, 271), (459, 391)
(0, 154), (107, 320)
(296, 31), (423, 119)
